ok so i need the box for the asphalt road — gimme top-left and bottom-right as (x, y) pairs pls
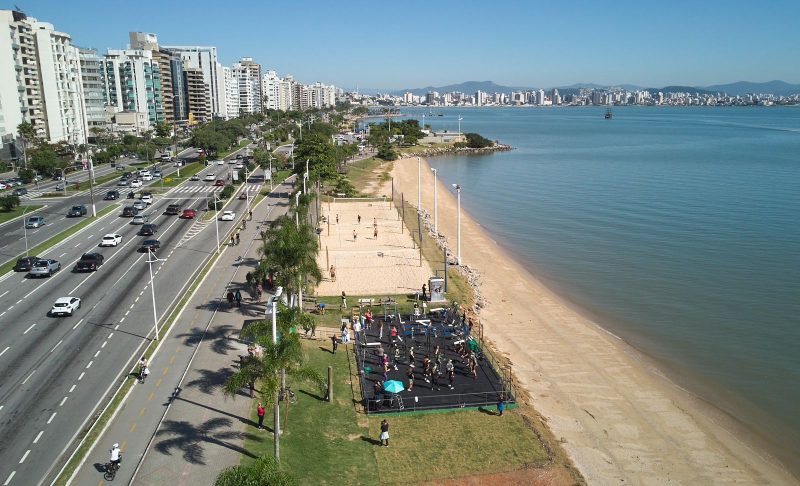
(0, 144), (257, 486)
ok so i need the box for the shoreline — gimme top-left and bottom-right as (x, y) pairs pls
(389, 155), (797, 484)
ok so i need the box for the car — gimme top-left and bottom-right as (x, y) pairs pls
(52, 174), (63, 181)
(234, 163), (244, 170)
(181, 208), (197, 219)
(220, 210), (235, 221)
(29, 258), (61, 277)
(67, 205), (87, 217)
(203, 174), (215, 182)
(132, 200), (146, 211)
(141, 194), (153, 205)
(12, 187), (28, 196)
(140, 239), (160, 252)
(190, 174), (200, 181)
(74, 252), (104, 271)
(235, 153), (243, 159)
(0, 182), (7, 190)
(175, 159), (186, 167)
(117, 179), (129, 186)
(14, 256), (39, 272)
(55, 183), (65, 191)
(141, 174), (153, 181)
(100, 234), (123, 247)
(50, 296), (81, 317)
(153, 170), (162, 178)
(214, 179), (225, 187)
(165, 204), (181, 215)
(105, 190), (120, 200)
(123, 172), (133, 179)
(130, 180), (142, 188)
(216, 159), (224, 165)
(132, 214), (148, 225)
(25, 216), (46, 228)
(122, 206), (139, 217)
(139, 223), (157, 236)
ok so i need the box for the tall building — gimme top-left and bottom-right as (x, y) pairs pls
(278, 75), (295, 111)
(78, 48), (107, 134)
(102, 49), (164, 127)
(184, 67), (210, 122)
(222, 66), (237, 118)
(262, 70), (280, 111)
(232, 57), (262, 115)
(161, 44), (222, 118)
(0, 10), (33, 159)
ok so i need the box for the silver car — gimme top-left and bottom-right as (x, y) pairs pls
(25, 216), (46, 228)
(28, 258), (61, 277)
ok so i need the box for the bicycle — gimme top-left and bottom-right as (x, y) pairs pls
(104, 454), (122, 481)
(279, 385), (297, 404)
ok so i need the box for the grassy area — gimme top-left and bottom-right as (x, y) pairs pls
(218, 139), (251, 159)
(308, 293), (429, 329)
(0, 204), (44, 225)
(345, 157), (389, 194)
(242, 340), (549, 485)
(146, 162), (205, 191)
(0, 203), (117, 275)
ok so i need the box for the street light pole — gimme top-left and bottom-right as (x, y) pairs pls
(452, 184), (461, 266)
(431, 168), (438, 235)
(417, 156), (421, 212)
(22, 205), (32, 256)
(88, 157), (97, 217)
(146, 248), (161, 340)
(214, 193), (220, 253)
(295, 191), (302, 227)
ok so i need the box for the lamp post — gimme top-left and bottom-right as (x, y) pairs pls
(146, 248), (162, 340)
(417, 156), (421, 212)
(268, 152), (273, 191)
(213, 192), (220, 253)
(431, 168), (438, 235)
(22, 205), (33, 256)
(452, 184), (461, 266)
(295, 191), (302, 227)
(88, 157), (97, 217)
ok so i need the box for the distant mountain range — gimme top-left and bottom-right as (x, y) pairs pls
(385, 80), (800, 97)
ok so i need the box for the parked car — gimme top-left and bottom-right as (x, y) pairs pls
(203, 174), (215, 182)
(74, 253), (104, 271)
(49, 296), (81, 317)
(28, 258), (61, 277)
(165, 204), (181, 215)
(100, 234), (123, 247)
(131, 214), (148, 225)
(67, 205), (87, 217)
(139, 223), (157, 236)
(104, 190), (120, 200)
(25, 216), (46, 228)
(220, 210), (235, 221)
(132, 200), (146, 211)
(214, 179), (225, 187)
(139, 239), (160, 252)
(190, 174), (200, 181)
(122, 206), (139, 217)
(12, 187), (28, 196)
(14, 256), (39, 272)
(181, 208), (197, 219)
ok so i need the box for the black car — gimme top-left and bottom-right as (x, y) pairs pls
(122, 206), (139, 217)
(140, 239), (160, 252)
(165, 204), (181, 215)
(14, 256), (39, 272)
(74, 252), (104, 271)
(13, 187), (28, 196)
(67, 205), (87, 217)
(104, 190), (120, 200)
(139, 223), (157, 236)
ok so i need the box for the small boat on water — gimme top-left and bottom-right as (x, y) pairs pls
(604, 108), (613, 119)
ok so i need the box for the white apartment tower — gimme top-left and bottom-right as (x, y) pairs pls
(222, 66), (237, 118)
(262, 70), (280, 111)
(101, 49), (164, 127)
(232, 57), (262, 115)
(161, 44), (223, 118)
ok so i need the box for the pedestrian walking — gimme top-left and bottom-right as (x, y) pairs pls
(336, 213), (339, 224)
(374, 227), (378, 239)
(408, 345), (415, 367)
(341, 291), (347, 309)
(377, 319), (384, 341)
(431, 363), (440, 390)
(230, 235), (235, 246)
(329, 265), (336, 282)
(226, 291), (234, 308)
(406, 368), (414, 391)
(393, 347), (400, 370)
(353, 318), (362, 343)
(497, 396), (505, 416)
(353, 229), (357, 242)
(248, 209), (253, 220)
(357, 214), (361, 224)
(235, 289), (242, 308)
(379, 419), (390, 447)
(256, 283), (263, 302)
(235, 232), (240, 245)
(331, 334), (339, 354)
(138, 357), (148, 383)
(421, 284), (427, 301)
(140, 365), (150, 384)
(257, 402), (266, 429)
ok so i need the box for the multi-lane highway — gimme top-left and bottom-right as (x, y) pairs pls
(0, 144), (261, 485)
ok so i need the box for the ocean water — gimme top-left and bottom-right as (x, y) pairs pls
(402, 106), (800, 471)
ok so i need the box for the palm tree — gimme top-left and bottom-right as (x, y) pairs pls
(215, 454), (295, 486)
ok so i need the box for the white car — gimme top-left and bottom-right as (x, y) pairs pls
(141, 174), (153, 181)
(215, 159), (224, 165)
(141, 194), (153, 205)
(132, 214), (147, 225)
(130, 180), (142, 188)
(132, 200), (146, 211)
(50, 296), (81, 317)
(234, 163), (244, 170)
(203, 174), (215, 182)
(220, 210), (235, 221)
(100, 234), (123, 247)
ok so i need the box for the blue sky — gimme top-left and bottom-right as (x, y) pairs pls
(15, 0), (800, 90)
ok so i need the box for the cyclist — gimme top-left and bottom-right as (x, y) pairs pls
(109, 443), (122, 470)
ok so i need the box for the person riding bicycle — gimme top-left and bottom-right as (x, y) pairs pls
(109, 443), (122, 469)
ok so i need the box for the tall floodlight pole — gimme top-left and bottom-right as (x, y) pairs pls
(88, 157), (97, 217)
(417, 157), (421, 212)
(458, 116), (463, 137)
(452, 184), (461, 266)
(147, 248), (161, 340)
(295, 191), (302, 227)
(268, 152), (273, 191)
(431, 168), (438, 235)
(270, 300), (280, 460)
(214, 193), (220, 253)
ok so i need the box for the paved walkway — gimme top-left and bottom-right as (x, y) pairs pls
(69, 178), (293, 486)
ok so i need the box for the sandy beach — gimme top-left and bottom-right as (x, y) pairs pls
(387, 156), (797, 485)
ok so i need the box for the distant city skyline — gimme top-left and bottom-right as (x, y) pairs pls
(12, 0), (800, 90)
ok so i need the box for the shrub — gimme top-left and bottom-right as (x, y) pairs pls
(464, 132), (493, 149)
(1, 195), (21, 211)
(377, 144), (397, 161)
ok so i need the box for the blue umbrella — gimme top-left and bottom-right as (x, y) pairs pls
(383, 380), (405, 394)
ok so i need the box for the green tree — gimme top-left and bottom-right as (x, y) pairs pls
(154, 121), (172, 138)
(463, 132), (493, 148)
(214, 454), (295, 486)
(1, 195), (21, 211)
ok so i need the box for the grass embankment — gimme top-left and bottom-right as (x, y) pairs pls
(242, 340), (549, 485)
(345, 157), (390, 194)
(0, 203), (117, 275)
(0, 204), (44, 225)
(218, 139), (252, 159)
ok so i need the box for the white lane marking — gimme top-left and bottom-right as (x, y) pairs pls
(50, 340), (63, 353)
(47, 412), (56, 424)
(15, 299), (22, 304)
(72, 318), (83, 330)
(0, 291), (7, 298)
(8, 305), (13, 310)
(23, 323), (36, 334)
(134, 296), (140, 303)
(69, 384), (76, 393)
(4, 471), (15, 485)
(101, 341), (107, 348)
(18, 450), (29, 464)
(125, 310), (130, 316)
(86, 360), (93, 369)
(59, 396), (68, 407)
(86, 234), (94, 240)
(107, 332), (113, 339)
(0, 346), (9, 357)
(59, 252), (67, 258)
(0, 312), (5, 318)
(74, 243), (80, 247)
(78, 372), (85, 380)
(114, 324), (120, 330)
(33, 431), (43, 444)
(93, 350), (100, 358)
(21, 370), (35, 385)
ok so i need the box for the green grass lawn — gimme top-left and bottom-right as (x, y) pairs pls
(242, 340), (549, 485)
(0, 204), (43, 225)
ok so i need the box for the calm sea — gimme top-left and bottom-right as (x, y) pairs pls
(401, 105), (800, 471)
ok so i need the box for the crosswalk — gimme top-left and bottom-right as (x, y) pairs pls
(21, 189), (90, 200)
(169, 183), (262, 194)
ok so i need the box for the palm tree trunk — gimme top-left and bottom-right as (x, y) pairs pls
(274, 387), (280, 461)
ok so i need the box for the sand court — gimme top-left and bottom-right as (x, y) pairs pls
(316, 197), (435, 296)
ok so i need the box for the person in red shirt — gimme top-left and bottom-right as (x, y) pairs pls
(257, 403), (265, 430)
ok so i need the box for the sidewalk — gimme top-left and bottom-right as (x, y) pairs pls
(69, 180), (292, 485)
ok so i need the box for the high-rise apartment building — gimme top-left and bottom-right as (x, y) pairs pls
(78, 48), (107, 134)
(262, 70), (280, 111)
(184, 67), (210, 122)
(161, 44), (222, 118)
(222, 66), (237, 118)
(102, 49), (164, 127)
(232, 57), (262, 115)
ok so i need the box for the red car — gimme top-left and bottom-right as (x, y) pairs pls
(214, 179), (225, 187)
(181, 208), (197, 219)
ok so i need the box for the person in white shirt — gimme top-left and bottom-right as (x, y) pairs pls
(109, 443), (122, 468)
